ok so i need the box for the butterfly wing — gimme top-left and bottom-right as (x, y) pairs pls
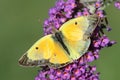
(59, 16), (97, 60)
(19, 34), (71, 67)
(19, 15), (97, 68)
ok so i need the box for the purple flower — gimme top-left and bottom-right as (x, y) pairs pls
(106, 26), (112, 31)
(83, 8), (90, 16)
(95, 1), (101, 8)
(35, 60), (99, 80)
(66, 0), (76, 9)
(35, 0), (117, 80)
(65, 11), (73, 18)
(49, 7), (57, 16)
(74, 68), (81, 77)
(75, 12), (83, 17)
(56, 70), (62, 77)
(85, 51), (95, 62)
(62, 71), (70, 79)
(96, 10), (104, 18)
(94, 40), (101, 48)
(114, 1), (120, 9)
(55, 0), (65, 10)
(101, 35), (110, 47)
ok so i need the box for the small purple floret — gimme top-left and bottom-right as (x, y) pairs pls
(115, 1), (120, 9)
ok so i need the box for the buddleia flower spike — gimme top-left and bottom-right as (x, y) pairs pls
(34, 0), (119, 80)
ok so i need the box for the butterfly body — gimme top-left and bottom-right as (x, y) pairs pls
(19, 16), (97, 68)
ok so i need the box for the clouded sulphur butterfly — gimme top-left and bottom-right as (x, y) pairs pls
(19, 15), (97, 68)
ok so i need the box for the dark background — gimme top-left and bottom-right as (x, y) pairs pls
(0, 0), (120, 80)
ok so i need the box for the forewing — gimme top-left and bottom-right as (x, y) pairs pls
(19, 35), (54, 66)
(59, 15), (96, 60)
(19, 34), (71, 67)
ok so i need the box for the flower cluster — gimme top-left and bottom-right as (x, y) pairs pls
(35, 0), (118, 80)
(115, 1), (120, 9)
(35, 63), (99, 80)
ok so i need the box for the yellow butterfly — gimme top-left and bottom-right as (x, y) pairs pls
(19, 15), (97, 68)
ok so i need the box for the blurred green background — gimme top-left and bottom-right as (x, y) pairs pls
(0, 0), (120, 80)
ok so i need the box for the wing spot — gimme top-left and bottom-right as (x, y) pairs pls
(36, 47), (39, 50)
(75, 22), (77, 25)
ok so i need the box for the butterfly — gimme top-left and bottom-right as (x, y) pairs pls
(19, 15), (97, 68)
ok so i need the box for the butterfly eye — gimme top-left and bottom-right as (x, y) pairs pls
(75, 22), (77, 25)
(35, 47), (39, 50)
